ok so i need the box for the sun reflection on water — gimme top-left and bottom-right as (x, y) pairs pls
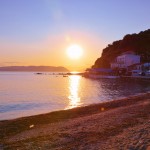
(67, 75), (81, 109)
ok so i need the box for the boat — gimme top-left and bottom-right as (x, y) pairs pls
(36, 72), (43, 75)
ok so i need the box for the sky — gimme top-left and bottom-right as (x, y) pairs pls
(0, 0), (150, 71)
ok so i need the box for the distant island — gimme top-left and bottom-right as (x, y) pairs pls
(93, 29), (150, 68)
(0, 66), (69, 72)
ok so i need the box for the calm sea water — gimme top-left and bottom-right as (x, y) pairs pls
(0, 72), (150, 120)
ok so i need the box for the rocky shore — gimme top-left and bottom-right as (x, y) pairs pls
(0, 92), (150, 150)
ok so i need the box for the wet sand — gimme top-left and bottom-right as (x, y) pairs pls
(0, 92), (150, 150)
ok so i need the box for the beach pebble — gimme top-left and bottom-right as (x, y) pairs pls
(29, 124), (34, 128)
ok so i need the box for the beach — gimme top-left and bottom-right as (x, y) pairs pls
(0, 92), (150, 150)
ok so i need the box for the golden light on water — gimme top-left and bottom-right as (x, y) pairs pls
(67, 75), (81, 109)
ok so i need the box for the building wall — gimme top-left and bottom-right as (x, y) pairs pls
(111, 54), (140, 69)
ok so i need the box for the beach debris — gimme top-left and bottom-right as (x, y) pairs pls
(100, 107), (105, 111)
(29, 124), (34, 128)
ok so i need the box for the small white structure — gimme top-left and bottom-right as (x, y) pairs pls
(111, 51), (140, 69)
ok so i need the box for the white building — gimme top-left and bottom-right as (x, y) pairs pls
(111, 52), (140, 69)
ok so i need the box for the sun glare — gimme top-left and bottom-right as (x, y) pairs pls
(67, 75), (81, 109)
(66, 44), (83, 59)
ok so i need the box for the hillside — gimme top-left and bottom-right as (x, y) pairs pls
(0, 66), (69, 72)
(93, 29), (150, 68)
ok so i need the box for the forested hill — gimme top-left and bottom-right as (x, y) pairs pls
(93, 29), (150, 68)
(0, 66), (69, 72)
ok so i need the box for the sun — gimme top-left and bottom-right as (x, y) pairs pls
(66, 44), (83, 59)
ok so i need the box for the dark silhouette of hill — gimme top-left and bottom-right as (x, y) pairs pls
(93, 29), (150, 68)
(0, 66), (69, 72)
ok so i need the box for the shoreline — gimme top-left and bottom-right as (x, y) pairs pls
(0, 92), (150, 149)
(1, 91), (149, 122)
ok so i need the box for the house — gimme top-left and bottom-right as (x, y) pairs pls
(127, 62), (150, 76)
(128, 63), (142, 71)
(127, 63), (143, 76)
(111, 51), (140, 70)
(143, 63), (150, 71)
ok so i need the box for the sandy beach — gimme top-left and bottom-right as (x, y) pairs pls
(0, 92), (150, 150)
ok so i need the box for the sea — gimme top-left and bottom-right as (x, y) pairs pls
(0, 72), (150, 120)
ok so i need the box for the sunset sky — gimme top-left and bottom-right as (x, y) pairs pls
(0, 0), (150, 71)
